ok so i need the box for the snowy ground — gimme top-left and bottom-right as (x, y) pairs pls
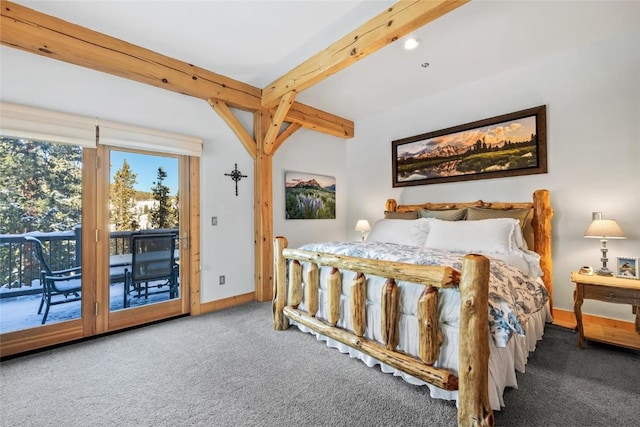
(0, 281), (177, 334)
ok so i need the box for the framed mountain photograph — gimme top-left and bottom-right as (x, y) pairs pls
(285, 171), (336, 219)
(392, 105), (547, 187)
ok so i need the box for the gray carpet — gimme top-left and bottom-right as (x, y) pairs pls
(1, 302), (638, 427)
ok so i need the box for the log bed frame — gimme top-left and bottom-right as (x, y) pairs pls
(272, 189), (553, 427)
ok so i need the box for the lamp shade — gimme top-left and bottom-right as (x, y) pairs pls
(355, 219), (371, 232)
(584, 219), (626, 239)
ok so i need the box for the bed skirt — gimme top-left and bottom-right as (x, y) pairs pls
(292, 303), (552, 410)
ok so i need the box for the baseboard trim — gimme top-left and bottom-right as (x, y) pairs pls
(199, 292), (256, 314)
(552, 308), (636, 331)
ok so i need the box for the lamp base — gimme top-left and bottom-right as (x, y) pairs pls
(596, 267), (614, 276)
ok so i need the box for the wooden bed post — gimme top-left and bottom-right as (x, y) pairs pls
(273, 236), (289, 330)
(458, 254), (493, 427)
(533, 189), (553, 313)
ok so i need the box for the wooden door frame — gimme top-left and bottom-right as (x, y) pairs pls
(98, 146), (199, 332)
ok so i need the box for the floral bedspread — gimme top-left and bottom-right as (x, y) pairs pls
(298, 241), (549, 348)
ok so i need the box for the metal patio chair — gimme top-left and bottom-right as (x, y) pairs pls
(24, 236), (82, 325)
(123, 232), (178, 308)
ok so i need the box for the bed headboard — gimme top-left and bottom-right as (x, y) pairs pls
(385, 189), (554, 312)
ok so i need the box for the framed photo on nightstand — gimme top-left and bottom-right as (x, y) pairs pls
(616, 257), (639, 279)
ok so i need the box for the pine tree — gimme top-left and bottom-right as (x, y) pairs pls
(110, 159), (138, 231)
(150, 167), (175, 228)
(0, 137), (81, 233)
(173, 192), (180, 226)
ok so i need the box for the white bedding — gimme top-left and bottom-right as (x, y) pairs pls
(290, 239), (550, 410)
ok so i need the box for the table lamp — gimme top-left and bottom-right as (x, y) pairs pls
(355, 219), (371, 242)
(583, 212), (626, 276)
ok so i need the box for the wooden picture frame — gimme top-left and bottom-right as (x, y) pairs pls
(392, 105), (547, 187)
(616, 256), (639, 279)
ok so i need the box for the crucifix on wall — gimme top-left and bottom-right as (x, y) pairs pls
(224, 163), (247, 196)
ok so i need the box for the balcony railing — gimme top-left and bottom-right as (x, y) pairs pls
(0, 228), (179, 298)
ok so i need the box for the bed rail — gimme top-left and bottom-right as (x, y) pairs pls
(272, 236), (494, 426)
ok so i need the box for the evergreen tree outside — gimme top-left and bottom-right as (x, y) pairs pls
(173, 192), (180, 227)
(110, 159), (138, 231)
(0, 137), (82, 233)
(149, 166), (177, 228)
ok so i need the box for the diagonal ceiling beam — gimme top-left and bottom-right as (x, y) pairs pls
(0, 0), (354, 139)
(262, 0), (469, 107)
(272, 123), (302, 154)
(207, 98), (257, 159)
(263, 91), (297, 155)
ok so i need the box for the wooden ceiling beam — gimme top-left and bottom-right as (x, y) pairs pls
(263, 92), (296, 155)
(0, 1), (260, 109)
(272, 123), (302, 154)
(0, 1), (354, 139)
(286, 102), (354, 138)
(262, 0), (469, 107)
(207, 99), (257, 159)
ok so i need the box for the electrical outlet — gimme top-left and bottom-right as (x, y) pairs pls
(211, 216), (218, 226)
(219, 275), (225, 285)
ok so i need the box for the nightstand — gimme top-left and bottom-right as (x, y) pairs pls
(571, 272), (640, 350)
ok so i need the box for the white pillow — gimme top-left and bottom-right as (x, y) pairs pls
(411, 218), (431, 247)
(423, 217), (522, 254)
(366, 219), (418, 245)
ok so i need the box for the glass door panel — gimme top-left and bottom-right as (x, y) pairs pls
(0, 136), (83, 333)
(106, 150), (182, 322)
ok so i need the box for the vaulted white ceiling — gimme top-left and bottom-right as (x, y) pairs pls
(6, 0), (639, 122)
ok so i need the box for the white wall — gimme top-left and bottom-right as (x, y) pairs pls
(199, 111), (255, 302)
(345, 30), (640, 321)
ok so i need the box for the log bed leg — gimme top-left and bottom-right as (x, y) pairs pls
(273, 236), (289, 330)
(458, 254), (494, 427)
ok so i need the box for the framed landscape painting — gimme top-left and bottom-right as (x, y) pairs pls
(285, 171), (336, 219)
(392, 105), (547, 187)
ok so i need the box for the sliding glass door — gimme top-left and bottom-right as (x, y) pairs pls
(0, 103), (200, 357)
(0, 135), (91, 355)
(0, 136), (84, 332)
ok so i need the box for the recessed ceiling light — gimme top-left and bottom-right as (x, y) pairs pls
(403, 37), (420, 50)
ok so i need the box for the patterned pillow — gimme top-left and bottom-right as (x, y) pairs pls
(384, 210), (419, 220)
(418, 208), (467, 221)
(465, 207), (533, 249)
